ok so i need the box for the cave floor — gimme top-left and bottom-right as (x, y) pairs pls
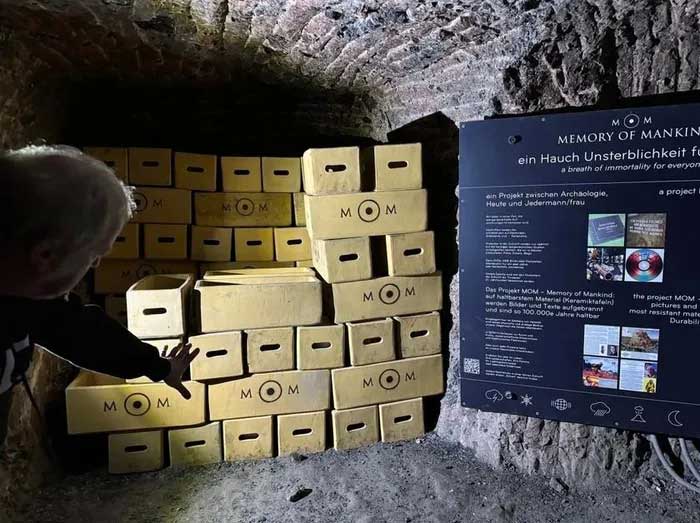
(15, 433), (700, 523)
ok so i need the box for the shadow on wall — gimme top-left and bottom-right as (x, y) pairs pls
(388, 113), (459, 431)
(63, 82), (379, 154)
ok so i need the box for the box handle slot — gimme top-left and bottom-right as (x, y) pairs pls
(143, 307), (167, 316)
(105, 160), (116, 167)
(157, 237), (176, 243)
(142, 160), (160, 167)
(311, 341), (332, 350)
(115, 236), (126, 243)
(239, 433), (259, 441)
(273, 169), (290, 176)
(292, 428), (313, 436)
(339, 253), (359, 262)
(346, 422), (366, 432)
(362, 336), (382, 346)
(387, 160), (408, 169)
(203, 239), (221, 246)
(324, 164), (347, 173)
(246, 240), (263, 246)
(206, 349), (228, 358)
(394, 415), (413, 424)
(409, 329), (429, 338)
(124, 444), (148, 453)
(287, 239), (303, 245)
(184, 440), (206, 448)
(186, 166), (205, 173)
(260, 343), (281, 352)
(234, 169), (250, 175)
(403, 248), (423, 256)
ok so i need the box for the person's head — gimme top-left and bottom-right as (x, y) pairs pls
(0, 145), (135, 299)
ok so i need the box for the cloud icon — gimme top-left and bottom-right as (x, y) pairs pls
(590, 402), (611, 417)
(485, 389), (504, 402)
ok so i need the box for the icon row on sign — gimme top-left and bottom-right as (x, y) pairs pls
(482, 389), (683, 427)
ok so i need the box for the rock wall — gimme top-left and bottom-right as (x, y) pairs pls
(1, 0), (699, 496)
(0, 33), (71, 518)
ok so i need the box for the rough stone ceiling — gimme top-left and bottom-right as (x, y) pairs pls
(2, 1), (699, 134)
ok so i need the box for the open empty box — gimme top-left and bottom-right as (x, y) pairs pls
(126, 274), (194, 339)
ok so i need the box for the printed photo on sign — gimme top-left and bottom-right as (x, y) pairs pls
(582, 356), (619, 389)
(626, 213), (667, 248)
(621, 327), (659, 361)
(586, 247), (624, 281)
(582, 324), (620, 357)
(624, 248), (664, 283)
(587, 214), (626, 247)
(620, 359), (658, 394)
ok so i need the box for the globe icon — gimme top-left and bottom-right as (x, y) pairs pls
(551, 398), (571, 411)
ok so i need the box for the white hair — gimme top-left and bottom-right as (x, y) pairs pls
(0, 144), (134, 255)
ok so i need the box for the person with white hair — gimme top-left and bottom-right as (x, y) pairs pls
(0, 145), (199, 406)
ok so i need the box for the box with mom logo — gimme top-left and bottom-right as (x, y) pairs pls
(65, 371), (206, 434)
(330, 273), (442, 323)
(130, 187), (192, 224)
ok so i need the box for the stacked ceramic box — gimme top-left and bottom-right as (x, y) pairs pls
(66, 265), (330, 473)
(64, 143), (444, 475)
(84, 147), (311, 326)
(303, 144), (444, 450)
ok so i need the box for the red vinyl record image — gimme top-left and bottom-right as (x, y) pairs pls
(625, 249), (664, 282)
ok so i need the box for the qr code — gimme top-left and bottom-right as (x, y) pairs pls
(463, 358), (480, 375)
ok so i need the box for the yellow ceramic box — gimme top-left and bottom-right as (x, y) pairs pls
(274, 227), (311, 262)
(126, 274), (194, 339)
(195, 192), (291, 227)
(385, 231), (436, 276)
(331, 354), (443, 410)
(245, 327), (294, 373)
(379, 398), (425, 443)
(332, 406), (379, 450)
(108, 430), (164, 474)
(128, 147), (172, 186)
(174, 152), (217, 192)
(221, 156), (262, 192)
(301, 147), (361, 195)
(65, 371), (205, 434)
(168, 422), (222, 467)
(143, 224), (188, 260)
(191, 225), (232, 262)
(94, 259), (197, 294)
(296, 324), (345, 370)
(208, 369), (330, 420)
(234, 227), (274, 261)
(346, 318), (396, 366)
(277, 411), (326, 456)
(331, 274), (442, 323)
(189, 331), (244, 381)
(130, 187), (191, 224)
(304, 190), (427, 240)
(394, 312), (441, 358)
(223, 416), (274, 461)
(262, 157), (301, 192)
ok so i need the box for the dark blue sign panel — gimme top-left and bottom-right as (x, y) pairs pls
(459, 104), (700, 438)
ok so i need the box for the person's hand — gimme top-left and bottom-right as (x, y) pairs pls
(160, 343), (200, 399)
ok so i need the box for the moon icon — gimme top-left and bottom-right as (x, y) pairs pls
(668, 410), (683, 427)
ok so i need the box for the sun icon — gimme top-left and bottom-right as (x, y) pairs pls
(521, 394), (533, 406)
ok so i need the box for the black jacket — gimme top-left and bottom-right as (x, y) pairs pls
(0, 293), (171, 394)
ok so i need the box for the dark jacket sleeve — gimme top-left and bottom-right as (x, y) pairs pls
(29, 294), (171, 382)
